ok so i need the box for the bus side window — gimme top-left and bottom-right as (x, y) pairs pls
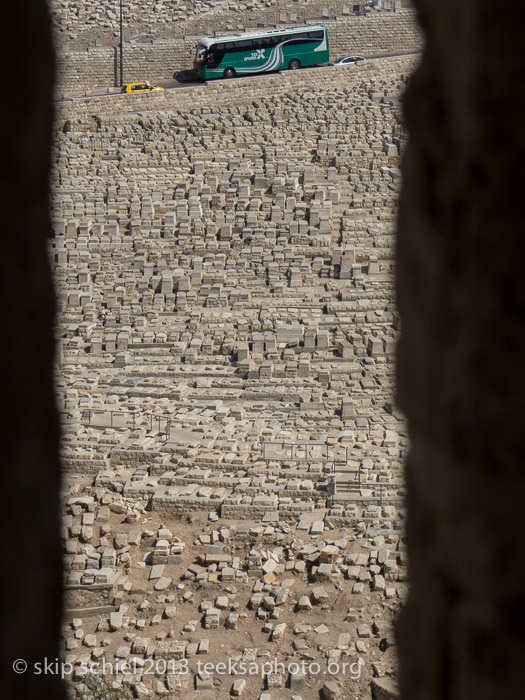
(233, 39), (253, 51)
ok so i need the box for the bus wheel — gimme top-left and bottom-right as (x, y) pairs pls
(223, 67), (236, 79)
(288, 59), (301, 70)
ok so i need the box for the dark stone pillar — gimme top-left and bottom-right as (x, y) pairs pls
(396, 2), (525, 699)
(0, 3), (65, 699)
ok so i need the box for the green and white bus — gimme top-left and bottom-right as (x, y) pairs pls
(193, 25), (329, 80)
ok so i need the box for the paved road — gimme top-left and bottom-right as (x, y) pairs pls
(55, 51), (421, 103)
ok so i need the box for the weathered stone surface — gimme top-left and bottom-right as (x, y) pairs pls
(371, 677), (399, 699)
(154, 577), (172, 591)
(321, 680), (340, 700)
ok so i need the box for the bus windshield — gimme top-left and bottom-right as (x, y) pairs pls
(194, 45), (206, 64)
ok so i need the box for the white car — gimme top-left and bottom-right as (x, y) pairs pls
(330, 55), (366, 66)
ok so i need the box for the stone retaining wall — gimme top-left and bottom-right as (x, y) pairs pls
(63, 577), (126, 611)
(149, 487), (321, 519)
(56, 56), (415, 125)
(110, 448), (167, 467)
(221, 502), (317, 520)
(62, 456), (109, 475)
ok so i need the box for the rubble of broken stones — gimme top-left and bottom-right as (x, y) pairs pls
(54, 58), (414, 698)
(62, 502), (404, 698)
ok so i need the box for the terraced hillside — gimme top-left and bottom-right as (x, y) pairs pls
(54, 57), (413, 699)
